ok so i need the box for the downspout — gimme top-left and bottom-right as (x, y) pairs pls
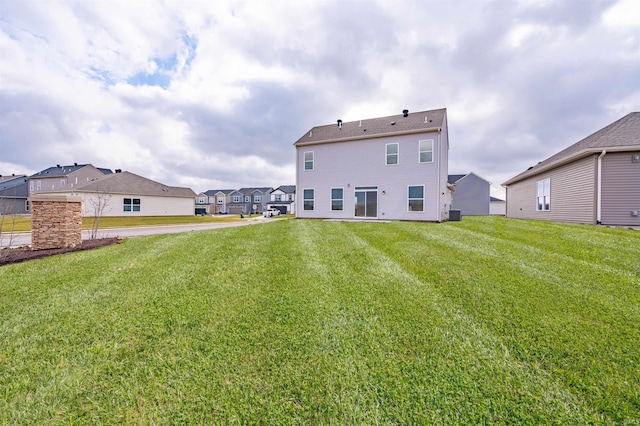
(436, 131), (442, 222)
(596, 150), (606, 225)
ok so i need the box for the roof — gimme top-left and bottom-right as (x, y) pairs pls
(504, 112), (640, 185)
(237, 187), (273, 195)
(204, 189), (235, 196)
(272, 185), (296, 194)
(0, 175), (28, 198)
(294, 108), (447, 146)
(72, 171), (196, 197)
(490, 197), (505, 202)
(30, 164), (113, 178)
(447, 174), (467, 184)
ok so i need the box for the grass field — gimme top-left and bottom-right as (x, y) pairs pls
(1, 217), (638, 424)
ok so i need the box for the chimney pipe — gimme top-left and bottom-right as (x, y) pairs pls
(403, 109), (409, 117)
(74, 162), (78, 166)
(337, 119), (342, 129)
(56, 164), (61, 168)
(115, 169), (122, 173)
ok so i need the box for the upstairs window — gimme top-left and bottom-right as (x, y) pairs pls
(419, 140), (433, 163)
(331, 188), (344, 211)
(536, 178), (550, 211)
(245, 196), (250, 202)
(232, 195), (241, 203)
(386, 143), (398, 165)
(198, 197), (205, 204)
(304, 151), (314, 170)
(217, 197), (224, 204)
(275, 194), (282, 201)
(36, 181), (41, 191)
(29, 181), (34, 192)
(254, 195), (261, 203)
(288, 194), (294, 201)
(124, 198), (141, 212)
(60, 179), (66, 186)
(408, 185), (424, 211)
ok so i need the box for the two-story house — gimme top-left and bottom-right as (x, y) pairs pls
(448, 172), (491, 216)
(226, 187), (273, 215)
(267, 185), (296, 214)
(205, 189), (234, 214)
(295, 108), (451, 221)
(195, 192), (213, 215)
(29, 163), (112, 194)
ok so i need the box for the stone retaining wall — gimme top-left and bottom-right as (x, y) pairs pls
(30, 195), (82, 250)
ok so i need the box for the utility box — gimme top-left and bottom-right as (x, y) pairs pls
(449, 209), (462, 221)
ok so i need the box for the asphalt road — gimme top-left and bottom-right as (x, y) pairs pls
(0, 217), (272, 248)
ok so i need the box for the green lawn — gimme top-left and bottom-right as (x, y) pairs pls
(1, 217), (638, 424)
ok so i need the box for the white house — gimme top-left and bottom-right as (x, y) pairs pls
(46, 171), (196, 217)
(294, 108), (451, 221)
(267, 185), (296, 214)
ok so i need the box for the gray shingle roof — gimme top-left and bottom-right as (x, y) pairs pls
(504, 112), (640, 185)
(73, 171), (196, 197)
(294, 108), (447, 146)
(30, 164), (112, 178)
(204, 189), (235, 196)
(448, 174), (467, 184)
(273, 185), (295, 194)
(0, 175), (28, 198)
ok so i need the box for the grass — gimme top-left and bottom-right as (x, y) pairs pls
(0, 215), (245, 233)
(0, 217), (638, 424)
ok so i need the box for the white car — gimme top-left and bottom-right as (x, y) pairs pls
(263, 208), (281, 217)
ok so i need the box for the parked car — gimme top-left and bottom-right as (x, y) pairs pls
(263, 207), (281, 218)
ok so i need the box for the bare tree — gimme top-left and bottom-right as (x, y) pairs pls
(87, 185), (112, 240)
(0, 185), (21, 250)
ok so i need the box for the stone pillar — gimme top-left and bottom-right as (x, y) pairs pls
(30, 195), (82, 250)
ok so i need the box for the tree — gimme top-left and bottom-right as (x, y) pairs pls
(87, 185), (112, 240)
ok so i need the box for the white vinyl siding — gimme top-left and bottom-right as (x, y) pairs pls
(419, 140), (433, 163)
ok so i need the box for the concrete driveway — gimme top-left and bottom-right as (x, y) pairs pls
(0, 216), (275, 248)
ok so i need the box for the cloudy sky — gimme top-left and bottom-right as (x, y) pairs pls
(1, 0), (638, 197)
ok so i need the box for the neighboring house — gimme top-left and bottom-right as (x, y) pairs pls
(490, 197), (506, 216)
(0, 174), (29, 215)
(267, 185), (296, 214)
(28, 163), (112, 194)
(195, 192), (213, 215)
(448, 173), (490, 216)
(47, 170), (196, 217)
(226, 187), (273, 215)
(294, 108), (451, 221)
(503, 112), (640, 226)
(204, 189), (234, 214)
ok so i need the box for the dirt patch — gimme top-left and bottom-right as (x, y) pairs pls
(0, 238), (123, 266)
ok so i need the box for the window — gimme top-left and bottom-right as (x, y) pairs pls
(25, 200), (30, 211)
(60, 179), (66, 186)
(254, 195), (261, 203)
(198, 197), (205, 204)
(217, 197), (224, 204)
(123, 198), (141, 212)
(536, 178), (550, 211)
(419, 140), (433, 163)
(331, 188), (344, 211)
(232, 195), (241, 203)
(408, 185), (424, 211)
(304, 151), (314, 170)
(29, 181), (34, 192)
(209, 197), (214, 203)
(386, 143), (398, 165)
(303, 189), (314, 210)
(245, 196), (250, 202)
(288, 194), (294, 201)
(36, 181), (41, 191)
(275, 194), (282, 201)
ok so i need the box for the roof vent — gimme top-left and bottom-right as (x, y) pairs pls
(56, 164), (61, 168)
(390, 121), (396, 125)
(74, 162), (78, 166)
(403, 109), (409, 117)
(337, 119), (342, 129)
(115, 169), (122, 173)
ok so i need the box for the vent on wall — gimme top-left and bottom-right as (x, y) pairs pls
(632, 154), (640, 163)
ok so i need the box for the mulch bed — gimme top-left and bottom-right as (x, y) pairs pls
(0, 238), (123, 266)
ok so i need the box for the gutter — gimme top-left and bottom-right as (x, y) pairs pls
(596, 150), (606, 225)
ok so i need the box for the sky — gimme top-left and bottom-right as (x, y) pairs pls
(1, 0), (639, 198)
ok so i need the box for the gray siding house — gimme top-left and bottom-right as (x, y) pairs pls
(29, 163), (112, 194)
(295, 108), (451, 221)
(226, 188), (273, 215)
(503, 112), (640, 226)
(448, 173), (490, 216)
(0, 175), (29, 215)
(205, 189), (234, 214)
